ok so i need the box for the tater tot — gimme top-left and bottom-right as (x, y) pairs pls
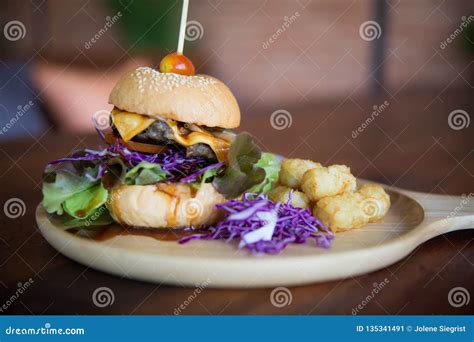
(301, 165), (356, 201)
(313, 193), (368, 232)
(313, 183), (391, 231)
(279, 159), (322, 189)
(268, 185), (310, 209)
(358, 183), (390, 222)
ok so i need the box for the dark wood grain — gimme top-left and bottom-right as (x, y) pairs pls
(0, 89), (473, 315)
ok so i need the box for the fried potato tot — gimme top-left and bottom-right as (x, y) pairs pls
(279, 159), (321, 189)
(301, 165), (356, 201)
(314, 193), (368, 232)
(313, 183), (390, 232)
(268, 185), (310, 209)
(358, 183), (390, 222)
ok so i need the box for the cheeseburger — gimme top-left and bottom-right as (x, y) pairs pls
(42, 65), (275, 230)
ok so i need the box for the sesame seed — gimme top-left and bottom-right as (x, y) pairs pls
(132, 67), (216, 93)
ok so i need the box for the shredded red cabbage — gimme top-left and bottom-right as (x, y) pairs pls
(47, 139), (213, 182)
(179, 162), (224, 183)
(156, 146), (210, 181)
(47, 149), (116, 165)
(179, 194), (334, 254)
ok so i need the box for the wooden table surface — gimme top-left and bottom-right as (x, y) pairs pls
(1, 90), (473, 315)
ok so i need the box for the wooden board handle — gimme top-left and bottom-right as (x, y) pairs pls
(399, 189), (474, 241)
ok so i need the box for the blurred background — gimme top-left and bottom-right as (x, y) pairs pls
(0, 0), (473, 191)
(0, 0), (473, 315)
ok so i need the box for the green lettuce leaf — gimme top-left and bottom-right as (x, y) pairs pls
(102, 157), (127, 189)
(213, 132), (266, 198)
(42, 162), (99, 215)
(63, 183), (108, 219)
(247, 152), (281, 194)
(62, 206), (113, 228)
(41, 154), (123, 228)
(201, 167), (219, 185)
(124, 161), (167, 185)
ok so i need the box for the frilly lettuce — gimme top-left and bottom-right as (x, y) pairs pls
(213, 133), (266, 198)
(247, 152), (281, 194)
(42, 134), (282, 228)
(213, 133), (280, 198)
(42, 160), (111, 227)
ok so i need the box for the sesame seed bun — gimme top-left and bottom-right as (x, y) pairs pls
(108, 67), (240, 129)
(108, 183), (226, 229)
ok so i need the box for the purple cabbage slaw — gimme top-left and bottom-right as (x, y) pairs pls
(180, 193), (334, 254)
(47, 138), (218, 182)
(179, 162), (224, 183)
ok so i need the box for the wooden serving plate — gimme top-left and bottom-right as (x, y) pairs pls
(36, 183), (474, 288)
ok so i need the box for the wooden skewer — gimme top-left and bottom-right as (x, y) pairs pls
(177, 0), (190, 55)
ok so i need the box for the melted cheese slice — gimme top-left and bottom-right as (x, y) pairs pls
(167, 120), (230, 162)
(110, 108), (230, 162)
(111, 108), (155, 141)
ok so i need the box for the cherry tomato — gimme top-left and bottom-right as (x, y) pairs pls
(159, 52), (195, 76)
